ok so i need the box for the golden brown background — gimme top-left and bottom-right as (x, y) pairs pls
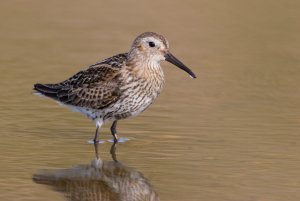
(0, 0), (299, 200)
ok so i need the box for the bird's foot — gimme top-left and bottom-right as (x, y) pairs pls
(107, 137), (130, 143)
(87, 139), (105, 144)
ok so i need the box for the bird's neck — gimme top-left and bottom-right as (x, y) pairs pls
(127, 59), (164, 80)
(126, 51), (165, 88)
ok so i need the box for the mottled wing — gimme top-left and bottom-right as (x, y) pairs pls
(60, 53), (128, 87)
(57, 67), (121, 109)
(34, 53), (128, 110)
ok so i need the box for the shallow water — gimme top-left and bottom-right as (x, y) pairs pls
(1, 0), (300, 201)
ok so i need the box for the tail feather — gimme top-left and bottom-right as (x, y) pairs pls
(34, 83), (60, 99)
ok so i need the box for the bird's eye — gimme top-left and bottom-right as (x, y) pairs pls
(148, 41), (155, 47)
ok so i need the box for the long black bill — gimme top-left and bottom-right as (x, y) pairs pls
(165, 52), (196, 79)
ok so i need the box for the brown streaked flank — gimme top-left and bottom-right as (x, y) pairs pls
(34, 32), (196, 143)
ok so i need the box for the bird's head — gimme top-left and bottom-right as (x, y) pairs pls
(128, 32), (196, 78)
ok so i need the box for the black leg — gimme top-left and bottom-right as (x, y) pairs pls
(93, 126), (99, 144)
(110, 120), (118, 143)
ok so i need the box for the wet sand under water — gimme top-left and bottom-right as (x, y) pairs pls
(0, 0), (300, 200)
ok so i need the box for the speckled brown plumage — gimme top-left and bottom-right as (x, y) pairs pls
(34, 32), (196, 143)
(34, 53), (127, 110)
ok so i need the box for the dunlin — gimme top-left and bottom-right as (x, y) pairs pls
(34, 32), (196, 143)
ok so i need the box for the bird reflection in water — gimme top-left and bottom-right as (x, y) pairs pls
(32, 143), (160, 201)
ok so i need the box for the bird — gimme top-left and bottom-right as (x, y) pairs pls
(34, 32), (196, 144)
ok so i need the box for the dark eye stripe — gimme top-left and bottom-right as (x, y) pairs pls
(148, 41), (155, 47)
